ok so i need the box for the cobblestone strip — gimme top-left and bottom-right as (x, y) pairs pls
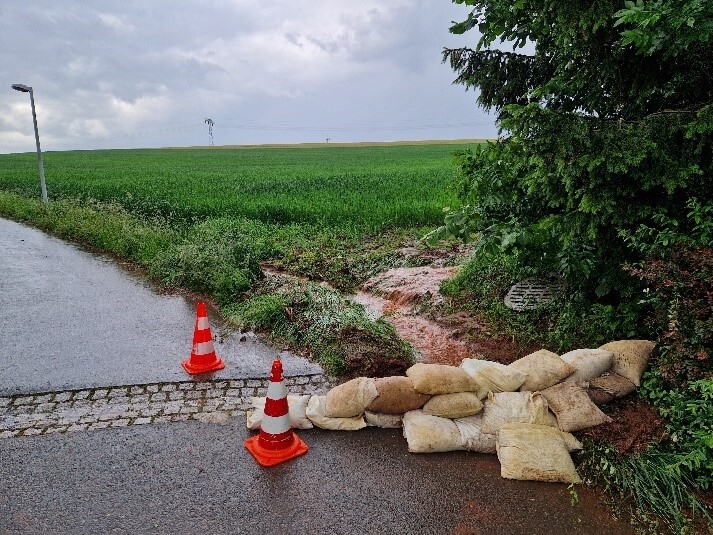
(0, 375), (333, 439)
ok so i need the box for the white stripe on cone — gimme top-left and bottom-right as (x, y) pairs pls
(192, 341), (215, 355)
(261, 414), (291, 434)
(266, 381), (287, 400)
(196, 317), (210, 330)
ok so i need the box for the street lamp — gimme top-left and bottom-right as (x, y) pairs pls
(12, 83), (48, 203)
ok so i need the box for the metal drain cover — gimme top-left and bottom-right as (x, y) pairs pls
(504, 279), (564, 311)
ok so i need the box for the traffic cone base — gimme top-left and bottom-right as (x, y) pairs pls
(245, 432), (308, 467)
(181, 355), (225, 374)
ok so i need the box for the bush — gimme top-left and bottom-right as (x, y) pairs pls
(641, 372), (713, 492)
(627, 242), (713, 385)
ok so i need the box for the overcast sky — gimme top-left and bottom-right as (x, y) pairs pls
(1, 1), (495, 153)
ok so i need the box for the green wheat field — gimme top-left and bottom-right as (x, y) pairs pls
(0, 141), (483, 231)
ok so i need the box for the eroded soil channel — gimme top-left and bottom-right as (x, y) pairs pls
(354, 264), (527, 366)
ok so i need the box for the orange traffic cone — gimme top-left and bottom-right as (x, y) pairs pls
(245, 359), (309, 467)
(182, 302), (225, 374)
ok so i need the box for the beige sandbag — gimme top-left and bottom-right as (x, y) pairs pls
(480, 391), (554, 435)
(589, 372), (637, 402)
(366, 376), (431, 414)
(406, 363), (481, 395)
(598, 340), (655, 387)
(324, 377), (378, 418)
(560, 349), (614, 382)
(496, 423), (582, 483)
(365, 411), (402, 428)
(454, 413), (497, 453)
(306, 395), (367, 431)
(423, 392), (483, 419)
(508, 349), (575, 391)
(246, 395), (313, 430)
(402, 410), (464, 453)
(540, 382), (613, 432)
(587, 385), (615, 406)
(562, 432), (584, 452)
(542, 408), (560, 429)
(460, 358), (527, 397)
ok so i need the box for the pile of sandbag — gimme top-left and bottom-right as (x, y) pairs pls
(246, 339), (655, 484)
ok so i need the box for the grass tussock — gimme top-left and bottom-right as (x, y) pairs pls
(224, 276), (414, 377)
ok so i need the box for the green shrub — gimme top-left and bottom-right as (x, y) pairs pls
(440, 249), (647, 351)
(640, 372), (713, 492)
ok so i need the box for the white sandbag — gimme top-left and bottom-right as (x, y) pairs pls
(454, 413), (497, 453)
(324, 377), (379, 418)
(366, 376), (431, 414)
(402, 410), (464, 453)
(246, 395), (313, 430)
(508, 349), (575, 391)
(540, 382), (613, 432)
(423, 392), (483, 419)
(598, 340), (655, 387)
(496, 423), (582, 483)
(560, 349), (614, 382)
(365, 411), (402, 428)
(306, 395), (367, 431)
(480, 391), (553, 435)
(460, 358), (527, 397)
(406, 363), (481, 395)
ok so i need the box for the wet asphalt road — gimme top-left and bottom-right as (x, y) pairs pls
(0, 218), (321, 396)
(0, 416), (635, 535)
(0, 217), (636, 535)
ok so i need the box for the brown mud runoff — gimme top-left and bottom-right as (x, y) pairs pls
(356, 266), (533, 365)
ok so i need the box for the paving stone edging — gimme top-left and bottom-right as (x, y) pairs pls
(0, 374), (334, 439)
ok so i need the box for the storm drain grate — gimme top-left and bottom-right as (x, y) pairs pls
(504, 279), (565, 311)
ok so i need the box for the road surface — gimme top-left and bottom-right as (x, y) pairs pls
(0, 217), (322, 396)
(0, 217), (635, 535)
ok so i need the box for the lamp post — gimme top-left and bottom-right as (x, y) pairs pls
(12, 83), (48, 203)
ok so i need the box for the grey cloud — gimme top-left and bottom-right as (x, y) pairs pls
(1, 1), (494, 152)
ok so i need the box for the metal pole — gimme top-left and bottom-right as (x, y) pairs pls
(27, 88), (48, 203)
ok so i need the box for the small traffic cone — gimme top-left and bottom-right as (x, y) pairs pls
(182, 302), (225, 374)
(245, 358), (309, 467)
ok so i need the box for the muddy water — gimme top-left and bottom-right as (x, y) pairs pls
(356, 266), (474, 364)
(361, 266), (456, 308)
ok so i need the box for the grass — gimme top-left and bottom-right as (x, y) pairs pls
(224, 275), (414, 377)
(578, 441), (713, 534)
(0, 143), (465, 229)
(2, 141), (712, 530)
